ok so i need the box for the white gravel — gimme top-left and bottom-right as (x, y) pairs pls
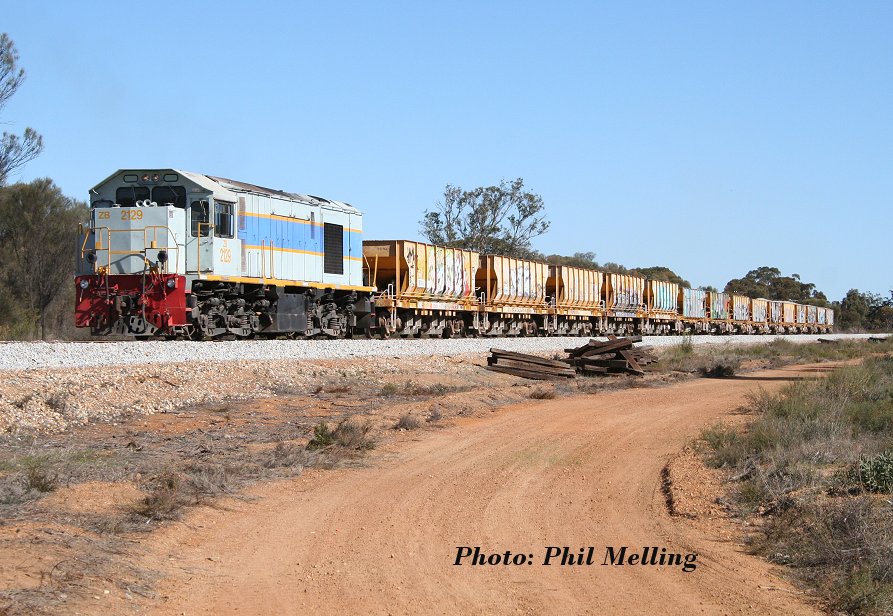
(0, 333), (884, 371)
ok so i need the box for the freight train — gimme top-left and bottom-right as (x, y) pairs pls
(75, 170), (834, 339)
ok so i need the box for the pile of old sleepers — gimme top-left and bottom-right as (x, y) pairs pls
(486, 349), (577, 380)
(564, 336), (656, 376)
(486, 336), (657, 380)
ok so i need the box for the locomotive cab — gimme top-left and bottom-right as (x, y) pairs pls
(76, 170), (198, 335)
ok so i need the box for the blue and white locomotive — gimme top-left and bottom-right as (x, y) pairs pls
(75, 169), (375, 338)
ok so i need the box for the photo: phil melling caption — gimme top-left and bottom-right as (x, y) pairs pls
(454, 546), (698, 572)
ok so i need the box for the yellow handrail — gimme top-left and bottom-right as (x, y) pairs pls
(81, 224), (182, 275)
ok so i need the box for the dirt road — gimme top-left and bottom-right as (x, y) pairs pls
(141, 366), (825, 615)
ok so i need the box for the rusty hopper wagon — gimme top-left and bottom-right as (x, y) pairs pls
(362, 239), (479, 337)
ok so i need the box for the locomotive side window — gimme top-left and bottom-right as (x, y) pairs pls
(116, 186), (149, 207)
(190, 200), (211, 237)
(151, 185), (186, 208)
(215, 201), (235, 239)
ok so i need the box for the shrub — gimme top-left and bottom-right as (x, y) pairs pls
(131, 471), (189, 521)
(699, 360), (739, 378)
(700, 423), (745, 468)
(394, 413), (421, 430)
(182, 463), (232, 496)
(379, 380), (467, 397)
(379, 382), (399, 397)
(307, 423), (337, 450)
(23, 463), (57, 493)
(857, 450), (893, 493)
(307, 418), (376, 451)
(529, 387), (556, 400)
(333, 418), (376, 450)
(263, 442), (307, 468)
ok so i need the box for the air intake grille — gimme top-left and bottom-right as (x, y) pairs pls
(324, 223), (343, 275)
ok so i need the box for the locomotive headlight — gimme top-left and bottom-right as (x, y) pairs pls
(85, 251), (97, 264)
(166, 278), (177, 289)
(156, 250), (168, 264)
(79, 279), (90, 289)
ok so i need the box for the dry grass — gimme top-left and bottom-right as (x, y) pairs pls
(657, 336), (893, 376)
(307, 418), (376, 451)
(394, 413), (422, 430)
(379, 380), (470, 398)
(0, 449), (118, 505)
(23, 462), (57, 493)
(130, 471), (189, 521)
(528, 387), (557, 399)
(701, 353), (893, 614)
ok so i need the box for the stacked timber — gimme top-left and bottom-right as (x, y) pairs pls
(485, 337), (657, 381)
(486, 349), (576, 380)
(564, 336), (657, 377)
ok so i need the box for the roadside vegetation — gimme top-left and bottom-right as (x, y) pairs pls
(655, 336), (891, 377)
(378, 380), (471, 397)
(699, 339), (893, 615)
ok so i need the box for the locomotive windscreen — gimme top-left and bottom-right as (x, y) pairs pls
(114, 185), (186, 207)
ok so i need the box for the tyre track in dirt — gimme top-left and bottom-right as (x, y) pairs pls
(135, 365), (827, 615)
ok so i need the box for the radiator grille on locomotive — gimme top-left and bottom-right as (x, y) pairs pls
(324, 222), (343, 275)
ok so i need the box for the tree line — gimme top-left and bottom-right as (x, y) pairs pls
(0, 33), (85, 340)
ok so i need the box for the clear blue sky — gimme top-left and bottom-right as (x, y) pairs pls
(4, 1), (891, 300)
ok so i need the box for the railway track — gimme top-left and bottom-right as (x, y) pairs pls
(0, 334), (883, 372)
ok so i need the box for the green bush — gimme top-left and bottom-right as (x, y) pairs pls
(307, 418), (376, 451)
(857, 450), (893, 493)
(307, 423), (337, 450)
(700, 423), (744, 467)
